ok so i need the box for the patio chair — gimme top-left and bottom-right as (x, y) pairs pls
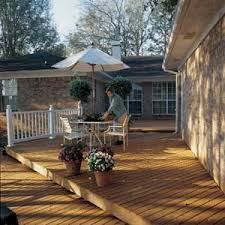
(60, 116), (90, 144)
(104, 114), (131, 151)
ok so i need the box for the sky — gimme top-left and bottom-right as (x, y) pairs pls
(51, 0), (82, 42)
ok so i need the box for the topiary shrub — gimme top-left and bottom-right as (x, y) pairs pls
(106, 76), (132, 98)
(70, 79), (91, 103)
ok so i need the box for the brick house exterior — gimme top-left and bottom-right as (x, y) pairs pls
(0, 53), (175, 120)
(112, 56), (176, 120)
(164, 0), (225, 192)
(0, 53), (107, 113)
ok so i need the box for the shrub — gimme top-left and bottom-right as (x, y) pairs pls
(106, 76), (132, 98)
(70, 79), (91, 103)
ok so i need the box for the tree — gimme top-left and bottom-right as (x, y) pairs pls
(145, 0), (178, 14)
(70, 79), (91, 116)
(44, 43), (67, 57)
(0, 0), (59, 58)
(146, 0), (178, 55)
(68, 0), (151, 56)
(106, 76), (132, 98)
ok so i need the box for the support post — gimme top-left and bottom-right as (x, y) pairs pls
(6, 105), (14, 147)
(78, 101), (83, 117)
(48, 105), (55, 139)
(91, 65), (96, 113)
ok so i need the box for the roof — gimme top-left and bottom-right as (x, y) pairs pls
(0, 52), (64, 72)
(163, 0), (225, 71)
(111, 56), (172, 78)
(0, 52), (111, 81)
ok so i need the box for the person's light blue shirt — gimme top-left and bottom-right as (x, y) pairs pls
(107, 93), (127, 120)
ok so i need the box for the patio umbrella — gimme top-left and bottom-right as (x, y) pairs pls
(52, 44), (129, 112)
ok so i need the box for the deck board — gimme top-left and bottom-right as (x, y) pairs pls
(0, 156), (124, 225)
(5, 132), (225, 225)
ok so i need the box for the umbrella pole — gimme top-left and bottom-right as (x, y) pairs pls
(92, 65), (95, 113)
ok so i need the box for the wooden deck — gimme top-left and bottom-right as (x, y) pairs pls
(6, 133), (225, 225)
(130, 120), (175, 132)
(0, 155), (124, 225)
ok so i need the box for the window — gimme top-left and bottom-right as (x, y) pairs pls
(124, 83), (143, 116)
(1, 79), (17, 111)
(152, 82), (176, 115)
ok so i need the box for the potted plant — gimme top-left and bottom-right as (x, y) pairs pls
(87, 146), (115, 187)
(70, 79), (91, 116)
(84, 113), (104, 122)
(58, 142), (86, 176)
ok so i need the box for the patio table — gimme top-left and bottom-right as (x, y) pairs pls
(70, 120), (113, 148)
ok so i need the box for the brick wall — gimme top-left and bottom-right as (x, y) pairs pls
(180, 15), (225, 192)
(17, 76), (107, 114)
(142, 82), (153, 119)
(17, 77), (77, 110)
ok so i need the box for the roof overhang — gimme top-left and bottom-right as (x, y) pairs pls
(0, 69), (74, 80)
(0, 69), (112, 82)
(126, 75), (176, 83)
(163, 0), (225, 71)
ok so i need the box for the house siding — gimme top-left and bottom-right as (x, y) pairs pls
(180, 15), (225, 192)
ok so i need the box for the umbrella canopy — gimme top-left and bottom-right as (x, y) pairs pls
(52, 46), (129, 72)
(52, 45), (129, 113)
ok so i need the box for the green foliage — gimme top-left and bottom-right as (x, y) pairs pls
(84, 113), (104, 122)
(107, 76), (132, 98)
(70, 80), (91, 103)
(0, 0), (58, 58)
(145, 0), (178, 14)
(58, 142), (85, 162)
(145, 0), (178, 54)
(40, 43), (67, 57)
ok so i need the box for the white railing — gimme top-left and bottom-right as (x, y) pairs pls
(6, 105), (78, 147)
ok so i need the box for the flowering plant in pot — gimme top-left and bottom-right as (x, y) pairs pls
(87, 146), (115, 187)
(58, 142), (86, 176)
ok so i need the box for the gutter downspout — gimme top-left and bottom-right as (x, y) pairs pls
(163, 66), (180, 135)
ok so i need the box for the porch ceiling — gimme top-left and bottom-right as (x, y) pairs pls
(163, 0), (225, 71)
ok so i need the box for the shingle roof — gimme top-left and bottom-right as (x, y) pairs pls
(0, 52), (64, 72)
(111, 55), (172, 77)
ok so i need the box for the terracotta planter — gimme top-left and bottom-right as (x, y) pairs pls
(64, 160), (82, 176)
(94, 170), (112, 187)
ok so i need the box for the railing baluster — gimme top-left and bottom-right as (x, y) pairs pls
(20, 113), (23, 139)
(45, 112), (48, 134)
(41, 112), (44, 135)
(35, 112), (37, 137)
(38, 112), (40, 136)
(24, 112), (27, 139)
(31, 112), (34, 137)
(28, 112), (31, 137)
(16, 113), (19, 140)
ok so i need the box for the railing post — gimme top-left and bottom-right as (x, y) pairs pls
(6, 105), (14, 147)
(48, 105), (55, 139)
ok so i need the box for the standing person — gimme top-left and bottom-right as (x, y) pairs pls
(102, 87), (127, 144)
